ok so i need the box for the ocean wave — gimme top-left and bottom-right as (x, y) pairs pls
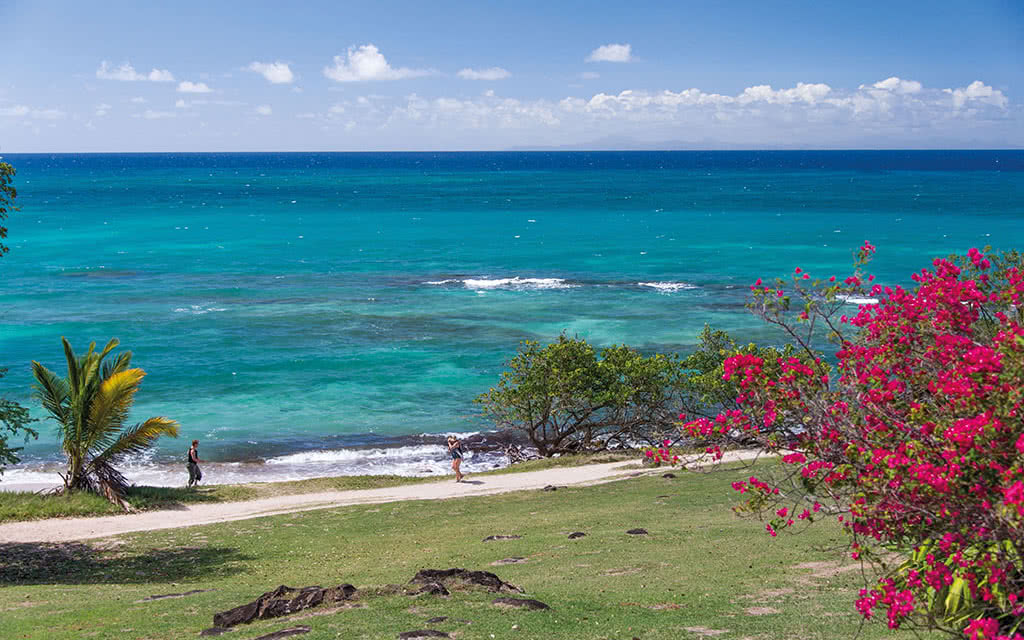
(636, 281), (698, 293)
(265, 444), (446, 465)
(418, 430), (481, 439)
(1, 443), (506, 491)
(174, 304), (228, 315)
(426, 277), (577, 291)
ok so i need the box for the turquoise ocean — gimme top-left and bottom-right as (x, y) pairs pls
(1, 151), (1022, 486)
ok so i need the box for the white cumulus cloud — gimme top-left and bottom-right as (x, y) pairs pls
(95, 103), (112, 117)
(255, 105), (273, 116)
(870, 76), (923, 94)
(457, 67), (510, 81)
(96, 61), (174, 82)
(737, 82), (832, 105)
(178, 81), (212, 94)
(248, 61), (294, 84)
(323, 44), (434, 82)
(946, 80), (1008, 110)
(586, 44), (632, 63)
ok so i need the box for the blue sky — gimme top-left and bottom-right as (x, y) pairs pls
(1, 0), (1021, 151)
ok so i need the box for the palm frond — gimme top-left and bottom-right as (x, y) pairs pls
(85, 368), (146, 452)
(101, 351), (133, 380)
(61, 337), (82, 395)
(89, 417), (180, 469)
(31, 361), (71, 428)
(97, 337), (120, 361)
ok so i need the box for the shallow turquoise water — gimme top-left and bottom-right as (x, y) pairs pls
(1, 151), (1022, 482)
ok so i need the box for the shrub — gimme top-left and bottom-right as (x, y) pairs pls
(681, 245), (1024, 638)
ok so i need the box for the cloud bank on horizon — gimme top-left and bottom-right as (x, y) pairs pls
(2, 35), (1021, 151)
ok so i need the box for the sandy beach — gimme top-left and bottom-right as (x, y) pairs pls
(0, 451), (761, 544)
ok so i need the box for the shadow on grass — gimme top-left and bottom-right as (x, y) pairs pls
(124, 486), (225, 510)
(0, 542), (251, 585)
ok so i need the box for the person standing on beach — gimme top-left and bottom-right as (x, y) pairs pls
(187, 439), (204, 488)
(447, 435), (465, 482)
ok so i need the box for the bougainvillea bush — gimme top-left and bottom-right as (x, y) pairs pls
(682, 245), (1024, 638)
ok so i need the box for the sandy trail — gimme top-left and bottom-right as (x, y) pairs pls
(0, 451), (759, 544)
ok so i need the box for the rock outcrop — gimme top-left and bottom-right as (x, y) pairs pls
(212, 584), (357, 628)
(409, 568), (523, 594)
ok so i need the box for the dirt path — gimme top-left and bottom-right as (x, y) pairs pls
(0, 451), (760, 543)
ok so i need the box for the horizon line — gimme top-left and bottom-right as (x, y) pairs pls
(3, 148), (1023, 155)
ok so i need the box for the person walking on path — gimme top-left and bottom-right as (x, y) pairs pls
(447, 435), (465, 482)
(187, 439), (204, 488)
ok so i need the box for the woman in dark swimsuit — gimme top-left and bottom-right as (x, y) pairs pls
(447, 436), (465, 482)
(187, 439), (203, 488)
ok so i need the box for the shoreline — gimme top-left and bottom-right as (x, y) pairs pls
(0, 450), (761, 543)
(0, 431), (514, 493)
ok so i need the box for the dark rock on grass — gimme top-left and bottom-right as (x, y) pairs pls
(253, 626), (312, 640)
(542, 485), (558, 491)
(425, 616), (448, 624)
(398, 631), (450, 639)
(626, 528), (649, 535)
(415, 582), (450, 596)
(567, 532), (586, 539)
(138, 588), (214, 602)
(490, 557), (527, 566)
(410, 568), (523, 594)
(662, 473), (677, 479)
(482, 534), (521, 542)
(213, 584), (357, 628)
(492, 597), (550, 610)
(199, 628), (233, 637)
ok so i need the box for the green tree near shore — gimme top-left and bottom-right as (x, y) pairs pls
(1, 368), (38, 474)
(0, 159), (38, 474)
(0, 160), (19, 258)
(32, 337), (179, 509)
(477, 330), (798, 457)
(476, 335), (686, 455)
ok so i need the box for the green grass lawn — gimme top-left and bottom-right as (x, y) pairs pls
(0, 453), (635, 523)
(0, 462), (940, 640)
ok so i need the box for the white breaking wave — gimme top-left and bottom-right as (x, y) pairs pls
(418, 430), (481, 439)
(174, 304), (227, 315)
(426, 277), (577, 290)
(265, 444), (445, 465)
(1, 442), (504, 492)
(637, 281), (697, 293)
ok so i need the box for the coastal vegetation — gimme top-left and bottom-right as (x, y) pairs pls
(475, 328), (799, 456)
(476, 335), (687, 455)
(31, 337), (180, 509)
(674, 245), (1024, 638)
(0, 368), (38, 474)
(0, 461), (937, 640)
(0, 159), (17, 258)
(0, 159), (38, 474)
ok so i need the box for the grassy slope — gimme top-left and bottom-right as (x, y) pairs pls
(0, 453), (634, 523)
(0, 462), (940, 640)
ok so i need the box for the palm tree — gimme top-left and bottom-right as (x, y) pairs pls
(32, 337), (179, 509)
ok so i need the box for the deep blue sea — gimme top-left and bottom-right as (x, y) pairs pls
(2, 151), (1022, 486)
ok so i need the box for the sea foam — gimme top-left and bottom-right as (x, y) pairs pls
(426, 277), (577, 290)
(637, 281), (698, 293)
